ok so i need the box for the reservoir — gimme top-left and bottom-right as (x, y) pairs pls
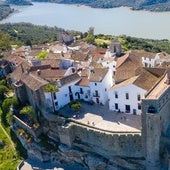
(1, 2), (170, 40)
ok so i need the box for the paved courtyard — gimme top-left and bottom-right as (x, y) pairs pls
(60, 102), (141, 133)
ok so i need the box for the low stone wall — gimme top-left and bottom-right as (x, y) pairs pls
(58, 122), (143, 159)
(13, 115), (42, 139)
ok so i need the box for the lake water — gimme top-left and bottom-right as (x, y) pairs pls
(1, 2), (170, 39)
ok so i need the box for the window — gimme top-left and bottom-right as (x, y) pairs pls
(137, 94), (141, 101)
(95, 90), (99, 97)
(115, 103), (118, 110)
(80, 88), (83, 94)
(55, 101), (58, 106)
(115, 92), (118, 98)
(95, 83), (97, 86)
(125, 105), (130, 112)
(53, 93), (57, 100)
(105, 88), (107, 92)
(138, 103), (141, 110)
(125, 93), (129, 100)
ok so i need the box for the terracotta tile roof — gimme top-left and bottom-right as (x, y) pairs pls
(89, 68), (109, 82)
(115, 59), (138, 82)
(22, 73), (48, 91)
(31, 69), (66, 81)
(116, 50), (145, 69)
(111, 68), (161, 91)
(88, 47), (106, 55)
(116, 52), (129, 68)
(29, 65), (51, 72)
(10, 61), (31, 80)
(46, 52), (63, 59)
(133, 70), (160, 91)
(115, 50), (149, 82)
(81, 69), (91, 77)
(110, 76), (138, 90)
(132, 50), (155, 59)
(49, 44), (66, 52)
(75, 76), (89, 87)
(41, 59), (61, 68)
(89, 62), (103, 68)
(28, 49), (42, 57)
(144, 67), (166, 78)
(92, 54), (103, 62)
(62, 53), (71, 59)
(159, 61), (170, 68)
(6, 55), (25, 65)
(60, 73), (80, 86)
(71, 51), (89, 61)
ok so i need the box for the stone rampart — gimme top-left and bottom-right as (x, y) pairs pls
(58, 122), (143, 159)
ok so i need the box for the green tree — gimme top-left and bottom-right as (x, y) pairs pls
(20, 106), (37, 122)
(84, 34), (95, 44)
(71, 102), (81, 111)
(1, 97), (18, 126)
(0, 85), (9, 100)
(0, 31), (11, 51)
(25, 39), (32, 47)
(36, 51), (48, 60)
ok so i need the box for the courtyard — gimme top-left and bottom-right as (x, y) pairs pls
(59, 102), (141, 133)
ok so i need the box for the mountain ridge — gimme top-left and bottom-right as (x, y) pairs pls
(31, 0), (170, 11)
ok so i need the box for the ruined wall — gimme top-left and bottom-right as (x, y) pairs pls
(57, 122), (143, 159)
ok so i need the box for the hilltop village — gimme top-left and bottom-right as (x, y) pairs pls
(1, 39), (170, 170)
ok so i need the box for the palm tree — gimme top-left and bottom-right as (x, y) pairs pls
(43, 84), (59, 112)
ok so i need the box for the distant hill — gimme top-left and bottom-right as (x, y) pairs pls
(0, 4), (13, 21)
(7, 0), (32, 5)
(32, 0), (170, 11)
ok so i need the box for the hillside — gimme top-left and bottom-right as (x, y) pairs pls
(0, 4), (13, 21)
(6, 0), (32, 5)
(32, 0), (170, 11)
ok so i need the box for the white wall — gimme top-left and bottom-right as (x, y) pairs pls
(101, 60), (116, 72)
(73, 85), (91, 101)
(108, 84), (146, 115)
(44, 79), (80, 111)
(90, 69), (113, 105)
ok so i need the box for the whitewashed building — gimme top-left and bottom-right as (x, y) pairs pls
(44, 73), (81, 111)
(108, 69), (161, 114)
(89, 68), (113, 105)
(74, 76), (91, 101)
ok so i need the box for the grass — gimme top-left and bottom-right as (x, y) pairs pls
(95, 38), (110, 45)
(0, 124), (21, 170)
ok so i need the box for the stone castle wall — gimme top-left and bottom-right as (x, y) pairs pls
(57, 122), (143, 159)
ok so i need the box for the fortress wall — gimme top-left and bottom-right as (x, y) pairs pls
(58, 122), (143, 159)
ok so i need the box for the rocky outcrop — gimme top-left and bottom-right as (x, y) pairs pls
(84, 155), (107, 170)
